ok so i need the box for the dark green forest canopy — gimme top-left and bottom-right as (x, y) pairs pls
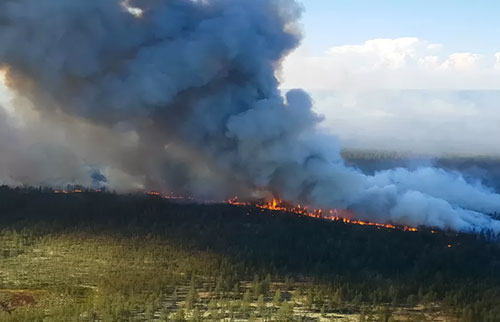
(0, 186), (500, 321)
(1, 186), (499, 281)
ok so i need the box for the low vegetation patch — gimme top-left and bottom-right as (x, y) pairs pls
(0, 187), (499, 321)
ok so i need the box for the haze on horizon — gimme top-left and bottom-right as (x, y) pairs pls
(1, 0), (500, 234)
(281, 0), (500, 157)
(1, 1), (499, 157)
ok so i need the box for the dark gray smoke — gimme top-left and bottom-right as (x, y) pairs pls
(0, 0), (499, 233)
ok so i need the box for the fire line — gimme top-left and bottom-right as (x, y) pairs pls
(53, 189), (419, 233)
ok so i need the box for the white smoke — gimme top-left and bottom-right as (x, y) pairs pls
(0, 0), (499, 233)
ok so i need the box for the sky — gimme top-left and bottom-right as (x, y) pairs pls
(281, 0), (500, 156)
(0, 0), (499, 241)
(1, 0), (499, 157)
(297, 0), (500, 56)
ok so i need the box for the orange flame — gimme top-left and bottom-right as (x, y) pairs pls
(228, 196), (251, 206)
(54, 189), (101, 194)
(147, 191), (191, 200)
(249, 197), (419, 232)
(57, 189), (420, 233)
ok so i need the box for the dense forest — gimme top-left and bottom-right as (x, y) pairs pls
(0, 186), (499, 321)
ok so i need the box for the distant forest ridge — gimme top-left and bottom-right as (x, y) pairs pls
(342, 149), (500, 161)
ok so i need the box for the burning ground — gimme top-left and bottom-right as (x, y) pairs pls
(1, 0), (500, 234)
(0, 187), (499, 321)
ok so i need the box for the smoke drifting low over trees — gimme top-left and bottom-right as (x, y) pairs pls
(0, 0), (500, 232)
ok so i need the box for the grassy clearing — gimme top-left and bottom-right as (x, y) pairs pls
(0, 188), (499, 321)
(0, 229), (453, 322)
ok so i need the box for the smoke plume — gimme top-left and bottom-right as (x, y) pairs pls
(0, 0), (499, 233)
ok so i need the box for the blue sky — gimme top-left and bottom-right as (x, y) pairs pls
(299, 0), (499, 55)
(281, 1), (500, 155)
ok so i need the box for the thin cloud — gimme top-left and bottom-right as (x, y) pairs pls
(282, 37), (500, 90)
(281, 38), (500, 156)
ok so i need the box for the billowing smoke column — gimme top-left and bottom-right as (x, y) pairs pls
(0, 0), (499, 233)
